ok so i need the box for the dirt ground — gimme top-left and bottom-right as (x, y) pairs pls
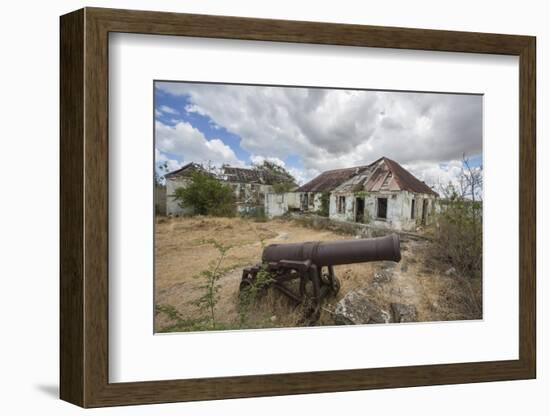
(155, 216), (482, 332)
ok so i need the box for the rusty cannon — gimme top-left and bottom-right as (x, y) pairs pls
(240, 234), (402, 323)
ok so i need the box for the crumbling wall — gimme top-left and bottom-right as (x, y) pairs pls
(329, 191), (438, 231)
(166, 177), (194, 216)
(265, 192), (300, 218)
(231, 182), (276, 214)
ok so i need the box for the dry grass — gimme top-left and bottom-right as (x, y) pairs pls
(155, 216), (482, 332)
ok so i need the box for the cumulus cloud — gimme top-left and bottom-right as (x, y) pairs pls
(403, 160), (464, 194)
(156, 82), (482, 187)
(155, 120), (242, 167)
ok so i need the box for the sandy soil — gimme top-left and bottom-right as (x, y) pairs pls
(154, 216), (482, 332)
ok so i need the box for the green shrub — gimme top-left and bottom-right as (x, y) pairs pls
(173, 171), (236, 217)
(432, 186), (482, 279)
(272, 182), (295, 194)
(316, 192), (330, 217)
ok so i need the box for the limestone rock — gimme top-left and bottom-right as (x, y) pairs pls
(334, 289), (390, 325)
(390, 303), (418, 323)
(372, 269), (393, 286)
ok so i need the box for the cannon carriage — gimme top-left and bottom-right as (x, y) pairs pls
(240, 234), (402, 323)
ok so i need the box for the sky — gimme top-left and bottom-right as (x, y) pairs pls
(154, 81), (482, 190)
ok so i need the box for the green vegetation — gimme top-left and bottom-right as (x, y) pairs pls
(156, 239), (234, 331)
(272, 182), (295, 194)
(253, 160), (296, 185)
(173, 171), (236, 217)
(433, 187), (482, 279)
(154, 304), (212, 332)
(316, 192), (330, 217)
(353, 190), (370, 199)
(156, 234), (277, 332)
(193, 239), (232, 329)
(237, 266), (276, 326)
(431, 156), (483, 279)
(253, 160), (297, 194)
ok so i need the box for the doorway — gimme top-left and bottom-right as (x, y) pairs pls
(421, 199), (429, 225)
(355, 197), (365, 222)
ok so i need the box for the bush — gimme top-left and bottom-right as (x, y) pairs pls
(174, 171), (236, 217)
(432, 188), (482, 279)
(272, 182), (294, 194)
(250, 206), (268, 222)
(316, 192), (330, 217)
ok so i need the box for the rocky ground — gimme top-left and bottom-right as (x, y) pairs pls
(155, 216), (482, 332)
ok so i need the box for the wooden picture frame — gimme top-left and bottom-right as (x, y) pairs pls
(60, 7), (536, 408)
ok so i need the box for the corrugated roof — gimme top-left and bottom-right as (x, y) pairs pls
(222, 166), (292, 185)
(164, 163), (205, 179)
(320, 157), (438, 196)
(222, 166), (262, 183)
(165, 164), (292, 185)
(296, 166), (370, 192)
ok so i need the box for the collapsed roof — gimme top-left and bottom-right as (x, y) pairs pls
(295, 166), (370, 193)
(222, 166), (292, 185)
(164, 162), (206, 179)
(297, 157), (438, 196)
(333, 157), (438, 196)
(164, 163), (294, 186)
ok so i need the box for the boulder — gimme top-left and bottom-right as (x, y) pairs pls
(390, 303), (418, 323)
(334, 289), (390, 325)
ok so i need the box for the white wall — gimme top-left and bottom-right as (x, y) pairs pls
(265, 193), (287, 217)
(265, 192), (301, 217)
(165, 177), (193, 215)
(330, 191), (436, 231)
(0, 1), (546, 415)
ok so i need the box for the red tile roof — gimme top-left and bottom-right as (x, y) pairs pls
(383, 157), (438, 196)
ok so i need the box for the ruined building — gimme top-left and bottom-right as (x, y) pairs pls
(165, 157), (439, 232)
(164, 163), (294, 216)
(328, 157), (438, 231)
(267, 157), (438, 231)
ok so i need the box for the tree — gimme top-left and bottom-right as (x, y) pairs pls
(433, 155), (483, 279)
(253, 160), (297, 191)
(173, 171), (236, 217)
(155, 161), (169, 186)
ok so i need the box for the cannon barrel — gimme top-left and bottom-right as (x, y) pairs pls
(262, 234), (401, 266)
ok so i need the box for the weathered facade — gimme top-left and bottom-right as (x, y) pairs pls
(293, 166), (370, 214)
(221, 166), (280, 215)
(165, 158), (439, 230)
(164, 163), (205, 216)
(164, 163), (295, 216)
(329, 157), (438, 231)
(264, 192), (301, 218)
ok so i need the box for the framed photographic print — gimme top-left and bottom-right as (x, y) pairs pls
(60, 7), (536, 408)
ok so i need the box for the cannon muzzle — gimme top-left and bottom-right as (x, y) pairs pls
(262, 234), (401, 266)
